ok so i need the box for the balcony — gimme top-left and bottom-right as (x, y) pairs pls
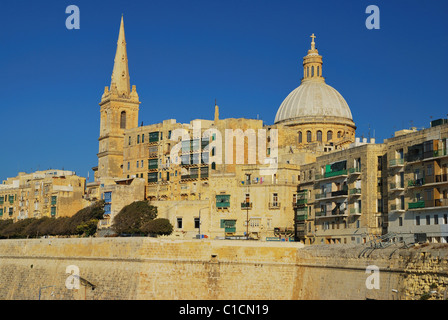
(389, 182), (405, 191)
(296, 213), (308, 222)
(408, 199), (448, 210)
(315, 189), (348, 201)
(216, 201), (230, 209)
(268, 202), (281, 209)
(408, 174), (448, 188)
(348, 167), (362, 175)
(408, 200), (425, 209)
(241, 202), (253, 210)
(350, 208), (362, 215)
(315, 169), (348, 181)
(349, 188), (362, 196)
(390, 203), (405, 213)
(389, 158), (404, 167)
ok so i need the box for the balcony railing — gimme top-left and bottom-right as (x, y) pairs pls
(348, 167), (361, 175)
(408, 174), (448, 187)
(390, 182), (404, 190)
(408, 199), (448, 210)
(390, 203), (405, 212)
(315, 169), (348, 180)
(315, 211), (327, 217)
(349, 188), (362, 195)
(315, 189), (348, 200)
(389, 158), (404, 167)
(269, 202), (281, 209)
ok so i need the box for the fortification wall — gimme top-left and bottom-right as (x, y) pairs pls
(0, 238), (446, 300)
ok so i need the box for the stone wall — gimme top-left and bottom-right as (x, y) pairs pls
(0, 238), (447, 300)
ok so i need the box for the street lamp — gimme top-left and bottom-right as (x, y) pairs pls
(198, 207), (208, 239)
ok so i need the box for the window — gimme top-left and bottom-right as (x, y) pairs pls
(426, 164), (433, 176)
(317, 130), (322, 142)
(211, 162), (216, 170)
(307, 131), (312, 142)
(416, 216), (420, 226)
(444, 214), (448, 224)
(399, 217), (403, 227)
(272, 193), (278, 206)
(177, 218), (183, 229)
(311, 66), (314, 77)
(337, 131), (342, 138)
(327, 131), (333, 141)
(137, 135), (140, 144)
(120, 111), (126, 129)
(141, 134), (145, 143)
(128, 136), (131, 146)
(127, 162), (130, 171)
(426, 215), (431, 225)
(435, 215), (439, 225)
(136, 161), (139, 168)
(194, 217), (200, 229)
(317, 66), (320, 77)
(298, 131), (302, 143)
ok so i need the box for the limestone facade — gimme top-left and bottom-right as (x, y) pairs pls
(0, 170), (86, 221)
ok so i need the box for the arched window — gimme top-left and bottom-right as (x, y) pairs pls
(306, 131), (312, 142)
(327, 131), (333, 141)
(317, 130), (322, 142)
(337, 131), (342, 138)
(311, 66), (314, 77)
(298, 131), (302, 143)
(120, 111), (126, 129)
(317, 66), (320, 77)
(211, 162), (216, 170)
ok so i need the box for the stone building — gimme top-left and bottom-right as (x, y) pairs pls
(385, 121), (448, 243)
(0, 170), (86, 221)
(84, 16), (448, 244)
(86, 18), (362, 240)
(295, 139), (387, 245)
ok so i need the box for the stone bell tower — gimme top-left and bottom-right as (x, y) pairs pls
(97, 16), (140, 181)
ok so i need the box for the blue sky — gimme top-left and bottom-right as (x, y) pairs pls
(1, 0), (448, 182)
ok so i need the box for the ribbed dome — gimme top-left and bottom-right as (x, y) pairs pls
(274, 80), (353, 125)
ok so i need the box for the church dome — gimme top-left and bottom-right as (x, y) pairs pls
(274, 80), (353, 125)
(274, 34), (355, 128)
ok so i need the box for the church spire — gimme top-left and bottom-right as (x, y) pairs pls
(111, 15), (131, 96)
(302, 33), (324, 83)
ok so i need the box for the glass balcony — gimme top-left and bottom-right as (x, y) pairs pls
(348, 167), (361, 175)
(389, 158), (404, 167)
(350, 208), (362, 215)
(350, 188), (362, 195)
(296, 213), (308, 222)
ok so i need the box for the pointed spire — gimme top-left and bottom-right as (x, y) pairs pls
(111, 15), (131, 96)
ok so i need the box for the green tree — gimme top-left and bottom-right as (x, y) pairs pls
(76, 219), (99, 237)
(141, 218), (173, 236)
(112, 201), (157, 235)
